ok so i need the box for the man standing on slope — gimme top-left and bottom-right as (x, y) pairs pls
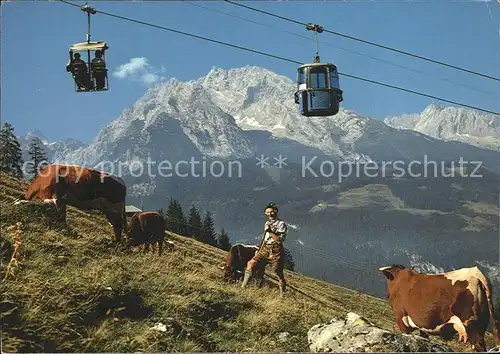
(241, 202), (288, 297)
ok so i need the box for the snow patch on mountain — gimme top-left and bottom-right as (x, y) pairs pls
(475, 260), (500, 287)
(128, 178), (157, 198)
(403, 251), (442, 274)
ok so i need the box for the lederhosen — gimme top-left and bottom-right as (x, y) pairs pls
(253, 219), (286, 277)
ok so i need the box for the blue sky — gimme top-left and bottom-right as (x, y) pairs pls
(2, 0), (499, 144)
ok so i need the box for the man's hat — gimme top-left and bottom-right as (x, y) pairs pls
(265, 202), (279, 212)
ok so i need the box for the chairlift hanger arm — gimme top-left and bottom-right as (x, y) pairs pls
(306, 23), (324, 33)
(81, 5), (97, 15)
(81, 5), (97, 43)
(306, 23), (323, 63)
(66, 3), (109, 92)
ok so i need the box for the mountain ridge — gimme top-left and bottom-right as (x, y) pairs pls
(384, 103), (500, 151)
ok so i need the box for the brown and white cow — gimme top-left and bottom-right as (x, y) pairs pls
(380, 264), (500, 352)
(219, 244), (265, 287)
(126, 211), (166, 255)
(15, 164), (127, 242)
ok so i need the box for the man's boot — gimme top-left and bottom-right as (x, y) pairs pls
(241, 269), (252, 288)
(279, 281), (286, 297)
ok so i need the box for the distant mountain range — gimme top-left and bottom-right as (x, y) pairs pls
(18, 129), (85, 164)
(21, 66), (499, 166)
(18, 65), (500, 298)
(384, 103), (500, 151)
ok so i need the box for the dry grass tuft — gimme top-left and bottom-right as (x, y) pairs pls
(2, 222), (23, 281)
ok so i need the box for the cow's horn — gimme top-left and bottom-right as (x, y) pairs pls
(379, 266), (392, 271)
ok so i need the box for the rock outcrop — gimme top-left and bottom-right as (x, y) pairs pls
(308, 312), (452, 352)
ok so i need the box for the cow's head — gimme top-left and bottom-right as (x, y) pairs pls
(218, 263), (226, 271)
(379, 264), (408, 301)
(218, 263), (240, 281)
(379, 264), (407, 281)
(219, 263), (232, 280)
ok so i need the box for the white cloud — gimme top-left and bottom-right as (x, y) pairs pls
(113, 57), (165, 86)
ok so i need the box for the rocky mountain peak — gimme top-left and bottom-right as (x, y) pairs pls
(385, 104), (500, 150)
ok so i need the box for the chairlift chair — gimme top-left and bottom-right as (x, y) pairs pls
(68, 41), (109, 92)
(66, 5), (109, 92)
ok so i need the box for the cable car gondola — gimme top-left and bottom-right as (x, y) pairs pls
(66, 5), (109, 92)
(294, 24), (343, 117)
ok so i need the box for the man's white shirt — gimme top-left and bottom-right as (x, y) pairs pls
(263, 218), (287, 245)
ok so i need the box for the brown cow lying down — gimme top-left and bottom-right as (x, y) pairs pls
(219, 243), (265, 287)
(127, 211), (166, 255)
(380, 264), (500, 352)
(14, 164), (126, 242)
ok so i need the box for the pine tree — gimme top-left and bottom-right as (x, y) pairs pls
(165, 199), (187, 235)
(187, 205), (202, 240)
(217, 228), (231, 251)
(283, 247), (295, 271)
(27, 137), (49, 179)
(0, 122), (24, 178)
(176, 201), (187, 236)
(201, 211), (217, 246)
(165, 199), (177, 233)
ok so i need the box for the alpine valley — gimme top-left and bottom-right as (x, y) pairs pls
(20, 66), (500, 298)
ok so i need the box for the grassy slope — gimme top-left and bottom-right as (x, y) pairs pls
(0, 173), (492, 352)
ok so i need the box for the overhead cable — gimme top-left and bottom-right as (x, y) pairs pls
(223, 0), (500, 83)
